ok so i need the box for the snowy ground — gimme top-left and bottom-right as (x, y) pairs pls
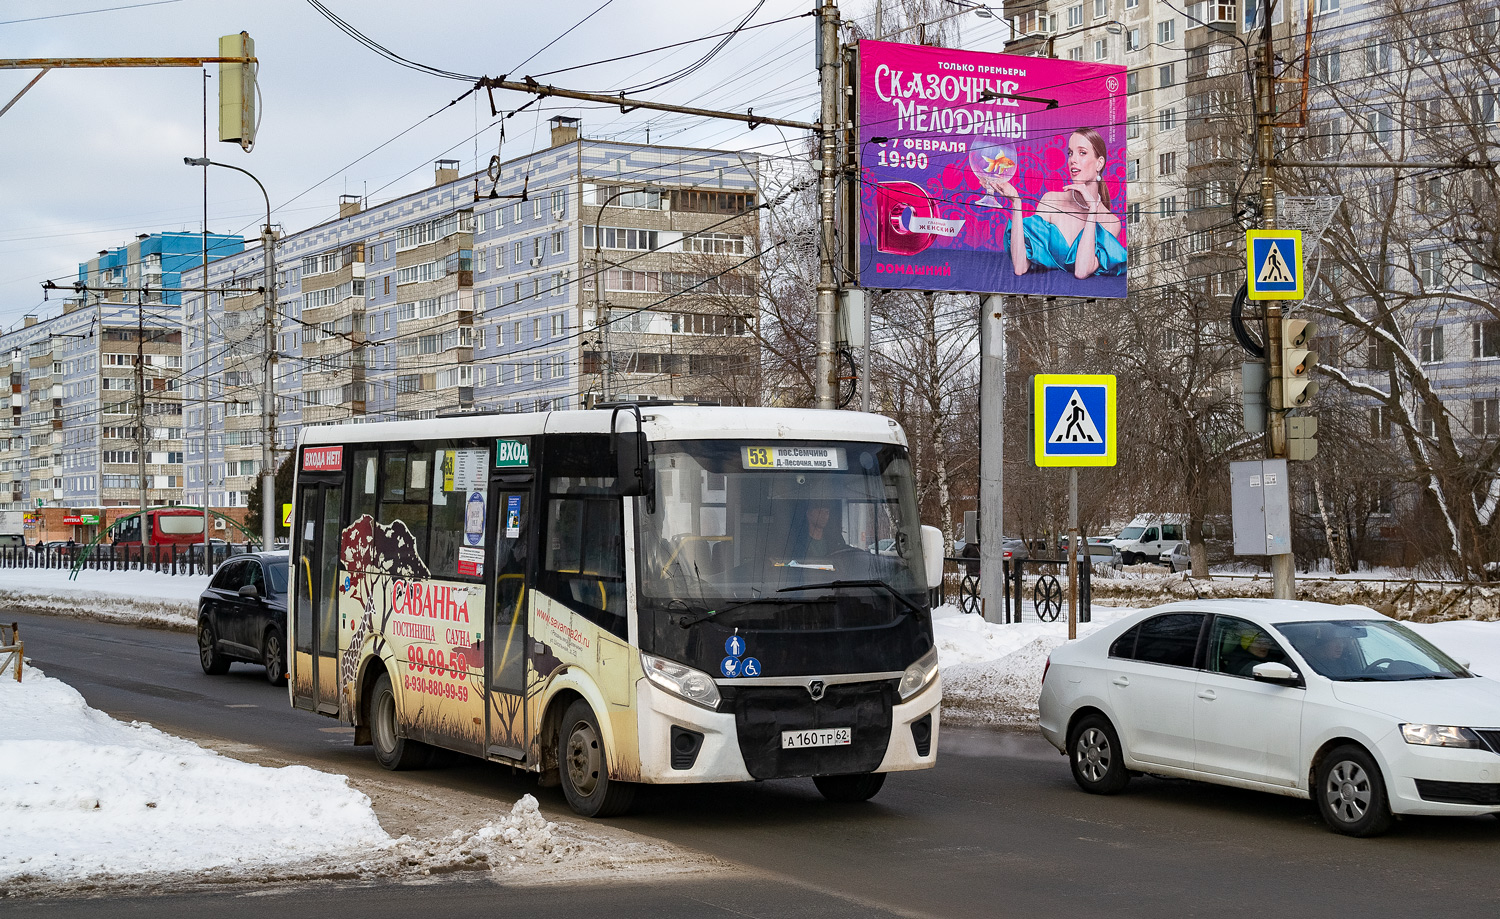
(0, 568), (204, 631)
(0, 663), (720, 898)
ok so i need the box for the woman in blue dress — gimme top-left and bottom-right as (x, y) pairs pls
(990, 127), (1126, 280)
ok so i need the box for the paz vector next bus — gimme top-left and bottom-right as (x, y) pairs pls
(288, 404), (943, 816)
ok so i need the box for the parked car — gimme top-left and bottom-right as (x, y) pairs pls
(1039, 599), (1500, 836)
(0, 533), (26, 548)
(197, 551), (290, 685)
(1164, 541), (1191, 573)
(1110, 514), (1187, 565)
(1059, 536), (1122, 565)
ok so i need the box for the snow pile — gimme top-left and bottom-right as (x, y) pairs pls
(0, 569), (205, 631)
(447, 796), (568, 864)
(932, 604), (1131, 725)
(0, 664), (391, 885)
(1088, 570), (1500, 622)
(1410, 620), (1500, 679)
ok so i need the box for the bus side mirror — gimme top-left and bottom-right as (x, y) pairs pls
(920, 525), (944, 590)
(614, 431), (648, 497)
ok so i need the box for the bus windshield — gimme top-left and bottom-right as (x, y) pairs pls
(636, 439), (925, 607)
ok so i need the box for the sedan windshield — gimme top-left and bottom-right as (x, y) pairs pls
(1276, 619), (1470, 681)
(267, 562), (289, 594)
(636, 439), (925, 607)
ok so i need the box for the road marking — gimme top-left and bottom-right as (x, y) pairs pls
(225, 703), (257, 708)
(319, 726), (356, 734)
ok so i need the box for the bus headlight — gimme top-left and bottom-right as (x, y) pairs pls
(897, 647), (939, 701)
(641, 652), (721, 710)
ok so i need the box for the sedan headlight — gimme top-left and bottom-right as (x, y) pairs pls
(898, 647), (940, 701)
(641, 652), (721, 710)
(1400, 723), (1481, 748)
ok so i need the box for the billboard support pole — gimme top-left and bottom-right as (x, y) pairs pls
(815, 0), (841, 409)
(979, 295), (1005, 623)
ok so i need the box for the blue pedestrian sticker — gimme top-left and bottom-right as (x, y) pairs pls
(741, 657), (762, 677)
(725, 635), (746, 658)
(720, 656), (742, 678)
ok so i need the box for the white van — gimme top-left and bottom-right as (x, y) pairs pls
(1110, 514), (1187, 565)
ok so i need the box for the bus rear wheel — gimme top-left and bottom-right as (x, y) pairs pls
(814, 772), (886, 803)
(558, 699), (635, 818)
(370, 672), (431, 770)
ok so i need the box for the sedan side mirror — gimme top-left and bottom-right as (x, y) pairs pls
(1251, 661), (1299, 684)
(238, 584), (260, 599)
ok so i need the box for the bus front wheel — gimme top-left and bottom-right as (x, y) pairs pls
(558, 699), (635, 818)
(370, 672), (431, 770)
(813, 772), (886, 803)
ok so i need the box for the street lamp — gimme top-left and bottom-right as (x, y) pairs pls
(1041, 20), (1125, 59)
(184, 156), (277, 553)
(590, 185), (658, 402)
(875, 1), (997, 41)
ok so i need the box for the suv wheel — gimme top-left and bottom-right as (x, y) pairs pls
(198, 618), (229, 675)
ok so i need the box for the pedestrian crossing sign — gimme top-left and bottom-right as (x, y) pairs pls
(1034, 374), (1116, 467)
(1246, 229), (1304, 300)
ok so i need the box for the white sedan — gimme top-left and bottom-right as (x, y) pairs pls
(1038, 599), (1500, 836)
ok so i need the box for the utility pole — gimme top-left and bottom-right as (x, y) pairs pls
(814, 0), (841, 409)
(261, 223), (277, 551)
(136, 288), (151, 553)
(1256, 23), (1294, 601)
(199, 72), (210, 571)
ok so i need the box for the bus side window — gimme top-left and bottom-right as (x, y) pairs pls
(538, 434), (625, 639)
(352, 449), (378, 521)
(378, 448), (430, 558)
(541, 496), (625, 639)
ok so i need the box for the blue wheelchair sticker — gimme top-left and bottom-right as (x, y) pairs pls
(741, 657), (762, 677)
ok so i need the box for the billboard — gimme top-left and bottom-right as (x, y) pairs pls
(857, 41), (1128, 298)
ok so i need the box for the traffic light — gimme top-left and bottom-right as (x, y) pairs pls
(218, 32), (257, 151)
(1280, 318), (1319, 407)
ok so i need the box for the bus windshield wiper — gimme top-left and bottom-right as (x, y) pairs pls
(776, 579), (924, 618)
(676, 595), (799, 628)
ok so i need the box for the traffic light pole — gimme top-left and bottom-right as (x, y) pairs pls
(1256, 34), (1296, 601)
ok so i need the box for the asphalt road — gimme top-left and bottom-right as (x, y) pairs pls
(11, 611), (1500, 919)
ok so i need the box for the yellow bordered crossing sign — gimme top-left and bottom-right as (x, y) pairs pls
(1033, 374), (1117, 467)
(1246, 229), (1304, 300)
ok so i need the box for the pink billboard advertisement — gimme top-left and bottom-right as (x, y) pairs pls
(857, 41), (1127, 298)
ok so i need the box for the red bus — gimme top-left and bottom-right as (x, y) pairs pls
(109, 508), (214, 546)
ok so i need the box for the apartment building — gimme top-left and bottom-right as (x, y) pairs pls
(179, 118), (761, 508)
(1007, 0), (1191, 288)
(0, 232), (244, 526)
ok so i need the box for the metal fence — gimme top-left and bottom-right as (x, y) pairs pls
(938, 553), (1094, 624)
(0, 543), (252, 577)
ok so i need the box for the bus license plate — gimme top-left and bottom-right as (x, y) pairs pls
(781, 728), (852, 749)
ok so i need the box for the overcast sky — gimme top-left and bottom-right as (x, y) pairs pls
(0, 0), (1010, 327)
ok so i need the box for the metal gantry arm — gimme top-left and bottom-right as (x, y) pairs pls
(0, 55), (254, 121)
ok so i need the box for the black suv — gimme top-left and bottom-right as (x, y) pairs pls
(197, 551), (289, 684)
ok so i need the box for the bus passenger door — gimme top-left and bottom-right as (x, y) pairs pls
(486, 481), (532, 760)
(293, 481), (344, 716)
